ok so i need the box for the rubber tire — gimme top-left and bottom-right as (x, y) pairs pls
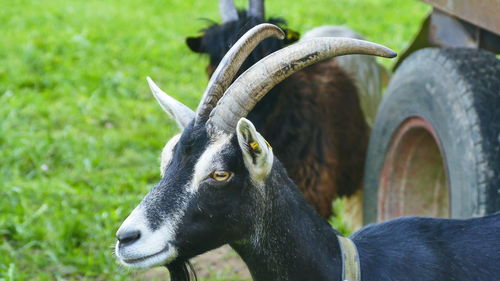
(364, 48), (500, 223)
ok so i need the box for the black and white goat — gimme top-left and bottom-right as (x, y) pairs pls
(183, 0), (385, 219)
(115, 24), (499, 281)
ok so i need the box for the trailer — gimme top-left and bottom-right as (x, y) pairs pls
(363, 0), (500, 223)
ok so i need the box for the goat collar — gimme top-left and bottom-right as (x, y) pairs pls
(337, 235), (361, 281)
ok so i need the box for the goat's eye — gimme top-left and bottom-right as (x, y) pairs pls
(210, 171), (232, 181)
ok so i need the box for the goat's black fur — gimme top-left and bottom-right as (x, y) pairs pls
(167, 261), (196, 281)
(230, 154), (500, 280)
(353, 214), (500, 281)
(248, 163), (500, 280)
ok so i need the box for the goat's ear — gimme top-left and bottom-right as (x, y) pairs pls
(236, 118), (274, 182)
(147, 77), (194, 129)
(186, 35), (204, 53)
(160, 134), (181, 177)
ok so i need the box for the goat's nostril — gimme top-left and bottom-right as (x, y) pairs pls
(117, 230), (141, 246)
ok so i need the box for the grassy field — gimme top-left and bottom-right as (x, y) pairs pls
(0, 0), (429, 280)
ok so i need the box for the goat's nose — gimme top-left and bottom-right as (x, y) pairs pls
(116, 229), (141, 246)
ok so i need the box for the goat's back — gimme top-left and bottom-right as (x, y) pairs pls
(352, 213), (500, 281)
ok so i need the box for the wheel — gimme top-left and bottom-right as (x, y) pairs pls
(364, 48), (500, 223)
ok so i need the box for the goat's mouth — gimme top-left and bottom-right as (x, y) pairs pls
(118, 244), (178, 268)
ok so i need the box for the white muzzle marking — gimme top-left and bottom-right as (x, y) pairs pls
(115, 204), (179, 268)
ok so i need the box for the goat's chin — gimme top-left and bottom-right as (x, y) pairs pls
(115, 243), (178, 269)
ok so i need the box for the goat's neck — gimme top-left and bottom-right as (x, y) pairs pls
(231, 169), (344, 281)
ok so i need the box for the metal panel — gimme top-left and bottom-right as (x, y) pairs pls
(429, 9), (479, 48)
(421, 0), (500, 34)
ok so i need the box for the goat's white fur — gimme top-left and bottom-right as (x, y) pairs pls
(190, 134), (232, 192)
(115, 203), (180, 268)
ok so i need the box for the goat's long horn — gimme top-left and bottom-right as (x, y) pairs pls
(207, 37), (397, 133)
(195, 23), (285, 126)
(219, 0), (238, 23)
(248, 0), (264, 19)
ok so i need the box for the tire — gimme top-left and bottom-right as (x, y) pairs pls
(364, 48), (500, 224)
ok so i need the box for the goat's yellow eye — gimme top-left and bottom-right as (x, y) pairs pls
(210, 171), (232, 181)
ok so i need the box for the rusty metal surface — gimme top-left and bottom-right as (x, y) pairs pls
(378, 117), (450, 222)
(421, 0), (500, 34)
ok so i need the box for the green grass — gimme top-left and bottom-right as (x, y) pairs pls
(0, 0), (429, 280)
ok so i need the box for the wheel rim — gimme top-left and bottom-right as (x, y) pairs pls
(378, 117), (450, 221)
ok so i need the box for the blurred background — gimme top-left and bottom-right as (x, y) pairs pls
(0, 0), (429, 280)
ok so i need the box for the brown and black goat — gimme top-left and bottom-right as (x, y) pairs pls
(183, 0), (387, 221)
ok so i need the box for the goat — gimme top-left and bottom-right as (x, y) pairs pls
(120, 24), (500, 281)
(181, 0), (385, 219)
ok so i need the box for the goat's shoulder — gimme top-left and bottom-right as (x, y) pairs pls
(352, 214), (500, 248)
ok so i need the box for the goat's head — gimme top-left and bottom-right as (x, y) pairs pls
(186, 0), (300, 76)
(115, 23), (396, 271)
